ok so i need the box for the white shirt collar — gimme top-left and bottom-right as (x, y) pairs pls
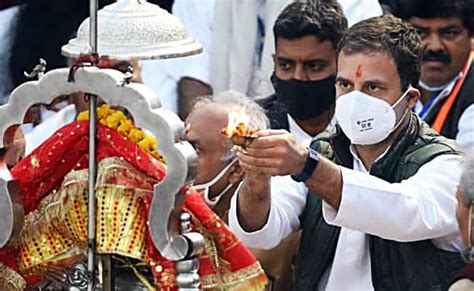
(431, 73), (460, 100)
(349, 144), (391, 172)
(287, 114), (336, 147)
(415, 73), (461, 115)
(287, 114), (312, 145)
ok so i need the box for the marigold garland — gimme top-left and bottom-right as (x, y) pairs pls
(77, 105), (164, 163)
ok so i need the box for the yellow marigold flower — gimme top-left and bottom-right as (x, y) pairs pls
(111, 110), (126, 122)
(138, 136), (157, 152)
(97, 104), (112, 119)
(129, 128), (145, 143)
(105, 114), (122, 129)
(75, 104), (164, 160)
(117, 119), (134, 136)
(76, 111), (89, 121)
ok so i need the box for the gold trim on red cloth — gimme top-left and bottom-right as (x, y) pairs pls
(16, 174), (86, 275)
(96, 157), (157, 259)
(201, 264), (268, 290)
(191, 210), (268, 291)
(16, 158), (156, 274)
(0, 264), (26, 291)
(149, 192), (268, 290)
(2, 120), (267, 290)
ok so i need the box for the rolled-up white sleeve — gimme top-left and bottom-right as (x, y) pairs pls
(228, 175), (307, 249)
(323, 154), (462, 245)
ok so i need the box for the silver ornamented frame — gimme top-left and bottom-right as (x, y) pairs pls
(0, 0), (205, 290)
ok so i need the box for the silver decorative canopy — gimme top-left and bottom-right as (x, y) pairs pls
(61, 0), (203, 60)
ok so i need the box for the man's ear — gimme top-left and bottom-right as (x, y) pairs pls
(406, 87), (420, 110)
(228, 163), (244, 184)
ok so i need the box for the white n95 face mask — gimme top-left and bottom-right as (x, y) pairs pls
(335, 88), (411, 145)
(193, 159), (238, 207)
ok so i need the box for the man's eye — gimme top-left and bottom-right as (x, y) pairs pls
(278, 62), (292, 71)
(307, 62), (324, 71)
(443, 30), (460, 39)
(336, 80), (350, 89)
(368, 85), (380, 92)
(416, 29), (428, 39)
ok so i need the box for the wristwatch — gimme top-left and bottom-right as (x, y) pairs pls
(291, 147), (319, 182)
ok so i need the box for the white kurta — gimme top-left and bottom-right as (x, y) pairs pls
(229, 149), (463, 290)
(140, 0), (215, 113)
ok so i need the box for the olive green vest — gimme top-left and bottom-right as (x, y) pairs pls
(295, 114), (464, 291)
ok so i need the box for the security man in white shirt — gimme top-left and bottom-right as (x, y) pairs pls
(230, 15), (465, 291)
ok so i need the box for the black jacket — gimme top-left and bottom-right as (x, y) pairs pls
(257, 94), (289, 130)
(425, 62), (474, 140)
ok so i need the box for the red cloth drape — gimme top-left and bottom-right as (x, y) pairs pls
(1, 121), (266, 289)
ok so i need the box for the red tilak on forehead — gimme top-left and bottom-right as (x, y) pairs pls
(356, 64), (363, 78)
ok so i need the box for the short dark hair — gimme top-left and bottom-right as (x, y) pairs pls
(337, 15), (422, 90)
(400, 0), (474, 34)
(273, 0), (348, 49)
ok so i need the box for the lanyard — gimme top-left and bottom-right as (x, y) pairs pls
(419, 90), (442, 119)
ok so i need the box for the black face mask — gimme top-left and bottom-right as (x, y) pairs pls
(271, 73), (336, 120)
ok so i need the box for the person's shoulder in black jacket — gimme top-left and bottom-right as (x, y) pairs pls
(256, 94), (289, 130)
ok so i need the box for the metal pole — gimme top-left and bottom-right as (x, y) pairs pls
(87, 0), (98, 290)
(87, 94), (97, 291)
(89, 0), (98, 53)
